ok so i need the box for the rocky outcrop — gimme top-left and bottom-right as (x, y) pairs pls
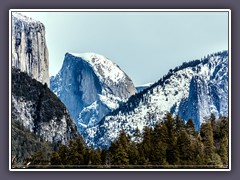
(12, 68), (79, 145)
(11, 12), (49, 86)
(50, 52), (136, 135)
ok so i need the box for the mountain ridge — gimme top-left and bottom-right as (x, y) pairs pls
(50, 52), (136, 138)
(84, 50), (228, 148)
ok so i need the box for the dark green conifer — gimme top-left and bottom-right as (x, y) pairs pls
(177, 129), (194, 165)
(218, 135), (228, 166)
(128, 141), (140, 166)
(50, 152), (63, 168)
(200, 122), (216, 166)
(185, 119), (197, 137)
(141, 126), (153, 162)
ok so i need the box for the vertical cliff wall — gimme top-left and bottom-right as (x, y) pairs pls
(51, 52), (137, 135)
(11, 12), (49, 86)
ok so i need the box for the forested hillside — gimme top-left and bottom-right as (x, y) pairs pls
(21, 113), (228, 169)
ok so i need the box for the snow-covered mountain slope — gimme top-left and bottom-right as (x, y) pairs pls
(12, 68), (79, 145)
(87, 51), (229, 148)
(136, 82), (154, 92)
(50, 52), (136, 136)
(11, 12), (49, 86)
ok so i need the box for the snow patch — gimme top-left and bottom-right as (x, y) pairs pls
(69, 52), (125, 83)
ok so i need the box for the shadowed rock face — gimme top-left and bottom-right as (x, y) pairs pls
(50, 52), (136, 136)
(51, 53), (102, 126)
(12, 68), (80, 145)
(11, 12), (49, 86)
(178, 76), (209, 130)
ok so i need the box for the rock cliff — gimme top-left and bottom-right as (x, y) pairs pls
(11, 12), (49, 86)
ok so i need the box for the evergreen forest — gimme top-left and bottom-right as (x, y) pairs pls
(13, 113), (229, 169)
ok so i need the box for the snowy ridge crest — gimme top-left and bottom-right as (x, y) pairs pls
(68, 52), (126, 84)
(85, 51), (228, 148)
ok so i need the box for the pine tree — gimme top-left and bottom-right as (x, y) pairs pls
(177, 129), (194, 166)
(94, 148), (102, 166)
(57, 144), (69, 165)
(164, 113), (179, 165)
(137, 143), (147, 166)
(159, 121), (168, 144)
(218, 116), (229, 167)
(219, 116), (229, 138)
(50, 152), (63, 168)
(210, 113), (216, 128)
(175, 115), (184, 133)
(141, 126), (153, 163)
(212, 153), (223, 168)
(200, 122), (216, 166)
(68, 138), (85, 166)
(152, 140), (168, 167)
(111, 143), (129, 167)
(133, 127), (141, 143)
(108, 130), (130, 167)
(164, 112), (175, 134)
(151, 122), (168, 166)
(88, 148), (102, 167)
(210, 113), (220, 145)
(118, 129), (130, 152)
(194, 139), (205, 167)
(101, 148), (107, 166)
(128, 141), (140, 166)
(218, 135), (228, 166)
(185, 119), (197, 137)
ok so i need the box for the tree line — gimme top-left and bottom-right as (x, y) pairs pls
(23, 113), (228, 169)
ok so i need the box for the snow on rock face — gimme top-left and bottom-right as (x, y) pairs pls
(69, 52), (125, 84)
(12, 96), (35, 132)
(50, 52), (136, 138)
(68, 52), (136, 100)
(38, 116), (76, 144)
(12, 69), (79, 145)
(88, 51), (229, 148)
(12, 96), (78, 145)
(11, 12), (49, 86)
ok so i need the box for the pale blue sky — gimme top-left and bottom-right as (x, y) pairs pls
(19, 11), (228, 86)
